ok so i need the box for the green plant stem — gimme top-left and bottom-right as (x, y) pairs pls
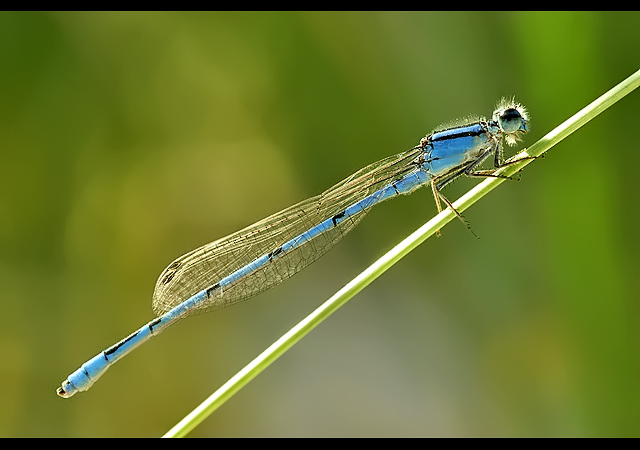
(163, 68), (640, 438)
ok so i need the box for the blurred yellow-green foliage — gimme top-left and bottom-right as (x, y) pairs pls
(1, 11), (639, 437)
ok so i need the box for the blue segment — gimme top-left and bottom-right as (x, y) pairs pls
(427, 124), (491, 176)
(57, 100), (529, 398)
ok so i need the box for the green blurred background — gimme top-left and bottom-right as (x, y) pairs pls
(1, 11), (639, 437)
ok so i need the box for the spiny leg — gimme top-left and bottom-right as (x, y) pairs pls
(437, 188), (478, 239)
(467, 154), (541, 180)
(465, 140), (544, 181)
(496, 140), (543, 169)
(431, 179), (443, 238)
(490, 142), (542, 176)
(431, 163), (479, 238)
(463, 141), (521, 181)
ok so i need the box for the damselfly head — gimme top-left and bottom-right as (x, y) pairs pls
(493, 99), (529, 146)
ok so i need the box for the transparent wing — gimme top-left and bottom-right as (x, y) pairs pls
(152, 146), (423, 316)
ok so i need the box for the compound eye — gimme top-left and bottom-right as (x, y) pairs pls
(498, 108), (525, 134)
